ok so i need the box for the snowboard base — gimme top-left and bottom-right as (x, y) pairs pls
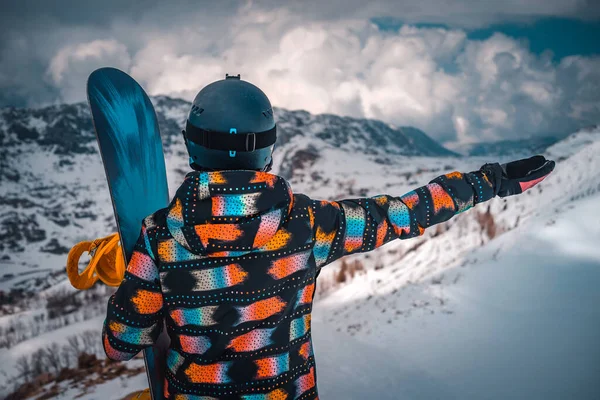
(87, 67), (170, 400)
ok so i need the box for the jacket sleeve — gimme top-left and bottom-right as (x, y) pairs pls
(102, 220), (164, 361)
(309, 169), (496, 269)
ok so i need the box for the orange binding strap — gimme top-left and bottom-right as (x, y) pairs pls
(66, 233), (125, 289)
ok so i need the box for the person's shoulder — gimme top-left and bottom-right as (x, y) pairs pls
(143, 207), (168, 226)
(291, 192), (314, 207)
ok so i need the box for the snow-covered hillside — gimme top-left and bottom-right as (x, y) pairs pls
(313, 129), (600, 399)
(0, 96), (455, 293)
(447, 135), (562, 157)
(0, 97), (598, 399)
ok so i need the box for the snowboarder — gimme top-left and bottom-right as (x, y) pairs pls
(102, 74), (555, 399)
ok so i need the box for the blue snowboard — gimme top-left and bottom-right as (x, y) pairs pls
(87, 67), (169, 400)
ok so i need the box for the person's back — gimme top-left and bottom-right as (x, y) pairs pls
(104, 169), (319, 398)
(102, 75), (555, 399)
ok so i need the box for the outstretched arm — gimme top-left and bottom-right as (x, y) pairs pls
(309, 155), (554, 269)
(102, 220), (164, 361)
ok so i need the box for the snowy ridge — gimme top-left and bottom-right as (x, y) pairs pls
(0, 96), (454, 291)
(0, 97), (599, 399)
(316, 128), (600, 320)
(311, 127), (600, 399)
(447, 135), (562, 157)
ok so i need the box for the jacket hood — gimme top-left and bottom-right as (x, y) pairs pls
(165, 170), (294, 257)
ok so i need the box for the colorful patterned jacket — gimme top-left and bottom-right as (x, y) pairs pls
(102, 168), (495, 399)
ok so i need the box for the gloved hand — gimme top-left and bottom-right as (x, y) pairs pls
(481, 155), (555, 198)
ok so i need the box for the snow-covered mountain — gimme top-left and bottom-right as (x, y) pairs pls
(1, 97), (599, 400)
(0, 96), (454, 276)
(313, 127), (600, 400)
(446, 135), (563, 157)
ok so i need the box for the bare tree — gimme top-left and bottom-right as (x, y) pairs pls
(14, 355), (33, 383)
(67, 334), (83, 356)
(30, 349), (46, 377)
(43, 343), (64, 374)
(61, 344), (73, 369)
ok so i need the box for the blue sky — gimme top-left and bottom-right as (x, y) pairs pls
(372, 17), (600, 60)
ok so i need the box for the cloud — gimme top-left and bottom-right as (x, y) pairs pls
(558, 55), (600, 124)
(121, 14), (595, 142)
(46, 40), (131, 103)
(1, 1), (599, 142)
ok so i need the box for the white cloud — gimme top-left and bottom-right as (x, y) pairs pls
(46, 39), (131, 103)
(558, 55), (600, 124)
(3, 2), (599, 142)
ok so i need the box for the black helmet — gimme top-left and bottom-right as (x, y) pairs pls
(182, 74), (276, 171)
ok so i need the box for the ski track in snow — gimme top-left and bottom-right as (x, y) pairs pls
(1, 100), (599, 399)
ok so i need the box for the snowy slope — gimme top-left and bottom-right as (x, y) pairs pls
(0, 96), (455, 292)
(48, 176), (600, 400)
(314, 190), (600, 400)
(0, 97), (598, 399)
(315, 127), (600, 328)
(311, 128), (600, 399)
(447, 135), (562, 157)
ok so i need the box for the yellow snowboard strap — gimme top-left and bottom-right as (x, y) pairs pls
(66, 233), (125, 290)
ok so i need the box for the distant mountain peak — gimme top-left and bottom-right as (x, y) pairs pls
(1, 98), (456, 160)
(447, 135), (562, 157)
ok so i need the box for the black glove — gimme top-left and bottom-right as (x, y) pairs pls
(481, 155), (555, 198)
